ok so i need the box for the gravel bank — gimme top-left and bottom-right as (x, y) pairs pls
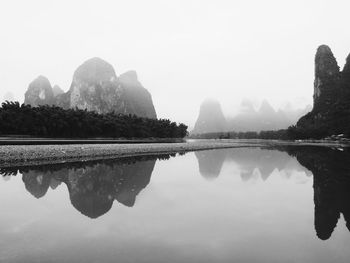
(0, 140), (258, 167)
(1, 139), (348, 168)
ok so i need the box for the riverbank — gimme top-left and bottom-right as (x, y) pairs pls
(0, 139), (349, 167)
(0, 137), (184, 145)
(0, 140), (255, 167)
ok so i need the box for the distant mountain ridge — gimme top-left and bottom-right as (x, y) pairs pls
(24, 58), (157, 119)
(228, 99), (311, 132)
(192, 99), (310, 134)
(192, 99), (227, 134)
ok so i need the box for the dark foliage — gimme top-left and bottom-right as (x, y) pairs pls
(190, 129), (289, 140)
(0, 101), (188, 138)
(286, 125), (328, 140)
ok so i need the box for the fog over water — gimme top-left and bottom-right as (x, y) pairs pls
(1, 0), (350, 126)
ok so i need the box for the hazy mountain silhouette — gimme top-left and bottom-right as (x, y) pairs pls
(24, 76), (55, 107)
(52, 85), (64, 97)
(192, 99), (227, 134)
(117, 71), (157, 120)
(227, 99), (258, 133)
(192, 99), (310, 134)
(227, 100), (310, 132)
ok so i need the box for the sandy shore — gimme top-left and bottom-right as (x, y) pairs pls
(0, 139), (348, 167)
(0, 140), (259, 167)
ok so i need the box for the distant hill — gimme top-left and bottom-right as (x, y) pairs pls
(24, 58), (157, 119)
(192, 99), (227, 134)
(227, 100), (311, 132)
(52, 85), (64, 97)
(24, 76), (55, 107)
(192, 98), (310, 134)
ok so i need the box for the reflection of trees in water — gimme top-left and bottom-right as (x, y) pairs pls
(1, 155), (173, 219)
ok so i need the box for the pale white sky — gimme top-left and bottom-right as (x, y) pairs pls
(0, 0), (350, 127)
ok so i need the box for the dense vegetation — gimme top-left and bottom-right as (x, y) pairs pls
(190, 129), (289, 140)
(285, 123), (328, 140)
(0, 101), (188, 138)
(191, 125), (350, 141)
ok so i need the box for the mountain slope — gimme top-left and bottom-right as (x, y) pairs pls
(24, 58), (157, 119)
(192, 99), (227, 133)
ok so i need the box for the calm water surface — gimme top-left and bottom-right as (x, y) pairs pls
(0, 146), (350, 263)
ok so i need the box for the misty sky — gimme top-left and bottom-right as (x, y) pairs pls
(1, 0), (350, 127)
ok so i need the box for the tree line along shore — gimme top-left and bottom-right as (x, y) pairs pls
(0, 101), (188, 139)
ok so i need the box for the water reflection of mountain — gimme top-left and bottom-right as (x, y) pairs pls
(2, 146), (350, 240)
(195, 150), (227, 180)
(1, 155), (173, 219)
(195, 147), (307, 181)
(281, 146), (350, 240)
(195, 146), (350, 240)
